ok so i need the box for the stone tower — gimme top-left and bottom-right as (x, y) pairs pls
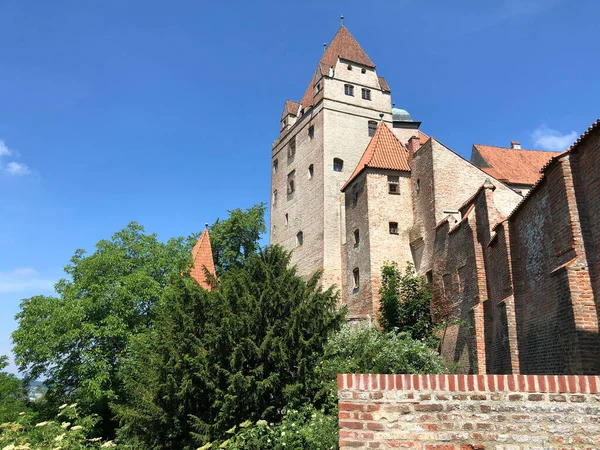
(269, 26), (393, 294)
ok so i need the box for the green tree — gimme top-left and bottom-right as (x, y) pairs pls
(0, 355), (27, 422)
(11, 222), (195, 437)
(378, 262), (436, 343)
(115, 245), (345, 449)
(209, 203), (266, 275)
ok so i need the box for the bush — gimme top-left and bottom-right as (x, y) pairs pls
(0, 404), (118, 449)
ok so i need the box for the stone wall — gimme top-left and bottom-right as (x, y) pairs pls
(338, 373), (600, 449)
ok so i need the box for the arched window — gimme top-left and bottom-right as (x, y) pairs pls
(333, 158), (344, 172)
(296, 231), (303, 246)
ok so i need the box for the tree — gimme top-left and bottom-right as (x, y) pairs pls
(209, 203), (266, 275)
(115, 245), (345, 449)
(378, 262), (436, 344)
(0, 355), (27, 422)
(12, 222), (195, 437)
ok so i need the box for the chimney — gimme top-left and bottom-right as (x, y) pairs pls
(408, 135), (421, 159)
(510, 141), (521, 149)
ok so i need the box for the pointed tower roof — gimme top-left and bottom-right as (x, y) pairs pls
(342, 122), (411, 191)
(300, 26), (375, 109)
(190, 228), (216, 290)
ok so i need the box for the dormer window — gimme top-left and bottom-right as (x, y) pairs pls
(361, 89), (371, 101)
(333, 158), (344, 172)
(344, 84), (354, 96)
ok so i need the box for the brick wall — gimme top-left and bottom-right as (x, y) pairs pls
(338, 373), (600, 449)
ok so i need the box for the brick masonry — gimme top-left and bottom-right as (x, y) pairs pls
(338, 373), (600, 449)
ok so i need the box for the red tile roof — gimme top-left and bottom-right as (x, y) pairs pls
(472, 144), (561, 185)
(282, 100), (301, 118)
(342, 122), (410, 191)
(418, 130), (429, 145)
(190, 228), (216, 290)
(378, 76), (390, 93)
(300, 26), (375, 109)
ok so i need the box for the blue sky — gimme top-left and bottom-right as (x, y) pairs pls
(0, 0), (598, 373)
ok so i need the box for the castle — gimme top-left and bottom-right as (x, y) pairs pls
(270, 25), (600, 375)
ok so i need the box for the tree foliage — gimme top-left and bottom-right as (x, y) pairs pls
(378, 262), (436, 343)
(11, 222), (195, 435)
(209, 203), (266, 275)
(115, 245), (345, 449)
(0, 355), (27, 423)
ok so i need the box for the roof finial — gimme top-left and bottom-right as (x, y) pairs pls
(392, 102), (396, 108)
(379, 112), (384, 122)
(323, 42), (327, 53)
(205, 223), (209, 229)
(341, 15), (344, 26)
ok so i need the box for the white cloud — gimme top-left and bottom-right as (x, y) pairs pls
(531, 125), (577, 151)
(5, 162), (30, 176)
(0, 140), (11, 157)
(0, 268), (55, 293)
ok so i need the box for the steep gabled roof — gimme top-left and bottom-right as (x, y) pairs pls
(281, 100), (301, 120)
(300, 26), (375, 109)
(378, 76), (390, 93)
(342, 122), (410, 191)
(472, 144), (561, 185)
(190, 228), (216, 290)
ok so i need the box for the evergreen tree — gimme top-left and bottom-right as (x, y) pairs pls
(115, 245), (345, 449)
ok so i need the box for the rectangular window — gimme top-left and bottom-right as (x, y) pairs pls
(288, 138), (296, 160)
(389, 222), (398, 235)
(368, 121), (377, 137)
(344, 84), (354, 96)
(287, 170), (296, 195)
(388, 176), (400, 194)
(361, 88), (371, 100)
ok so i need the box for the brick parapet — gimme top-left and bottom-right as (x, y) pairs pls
(338, 373), (600, 448)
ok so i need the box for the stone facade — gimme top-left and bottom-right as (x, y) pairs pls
(270, 24), (600, 375)
(338, 373), (600, 448)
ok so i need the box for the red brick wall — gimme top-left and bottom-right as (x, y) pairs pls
(338, 373), (600, 449)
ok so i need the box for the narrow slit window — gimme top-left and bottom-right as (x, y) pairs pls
(353, 268), (360, 288)
(296, 231), (303, 246)
(273, 159), (278, 173)
(352, 188), (359, 208)
(308, 125), (314, 139)
(287, 170), (296, 195)
(354, 229), (360, 247)
(273, 189), (278, 206)
(308, 164), (314, 179)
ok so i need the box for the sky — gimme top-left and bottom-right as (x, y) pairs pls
(0, 0), (599, 373)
